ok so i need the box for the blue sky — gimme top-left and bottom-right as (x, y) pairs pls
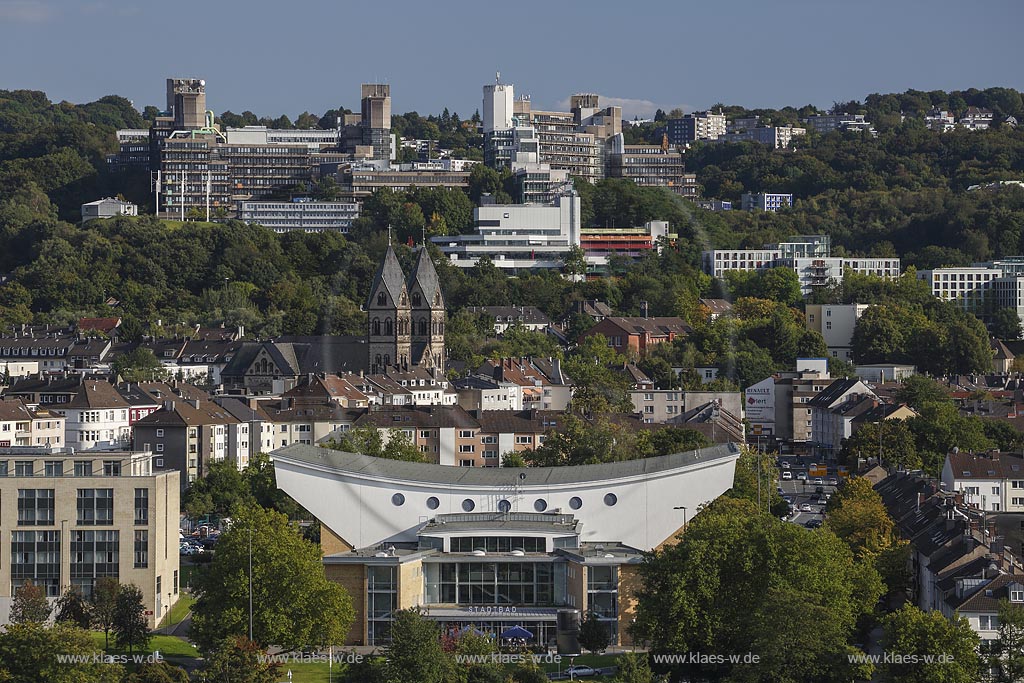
(1, 0), (1021, 120)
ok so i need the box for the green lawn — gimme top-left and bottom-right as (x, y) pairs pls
(537, 653), (618, 674)
(89, 631), (199, 659)
(158, 593), (194, 629)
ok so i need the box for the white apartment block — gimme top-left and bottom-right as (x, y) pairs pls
(238, 200), (359, 233)
(917, 266), (1003, 315)
(805, 304), (869, 361)
(941, 451), (1024, 513)
(741, 193), (793, 212)
(703, 248), (901, 296)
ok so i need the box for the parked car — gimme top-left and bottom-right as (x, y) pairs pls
(782, 471), (793, 480)
(799, 503), (812, 512)
(805, 519), (823, 529)
(813, 477), (824, 485)
(780, 461), (791, 469)
(828, 477), (839, 486)
(815, 486), (824, 494)
(782, 496), (793, 504)
(796, 472), (808, 481)
(565, 665), (597, 678)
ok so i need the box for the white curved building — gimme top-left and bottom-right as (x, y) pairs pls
(272, 442), (740, 646)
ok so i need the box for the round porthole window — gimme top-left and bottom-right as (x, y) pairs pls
(534, 498), (547, 512)
(391, 493), (405, 506)
(498, 499), (511, 513)
(426, 496), (440, 510)
(604, 493), (618, 506)
(569, 496), (583, 510)
(462, 498), (476, 512)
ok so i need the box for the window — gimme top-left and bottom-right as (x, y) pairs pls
(420, 430), (432, 439)
(74, 461), (92, 477)
(14, 461), (33, 477)
(1011, 589), (1024, 602)
(134, 530), (148, 568)
(135, 489), (149, 525)
(77, 489), (114, 525)
(458, 445), (475, 453)
(18, 489), (55, 525)
(993, 487), (1001, 495)
(156, 429), (164, 437)
(459, 459), (475, 467)
(644, 406), (655, 414)
(102, 461), (121, 477)
(643, 393), (654, 401)
(156, 444), (164, 453)
(459, 430), (474, 438)
(1015, 498), (1024, 506)
(44, 461), (63, 477)
(515, 436), (532, 444)
(11, 530), (60, 597)
(980, 615), (1000, 630)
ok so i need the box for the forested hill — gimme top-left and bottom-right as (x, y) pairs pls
(0, 86), (1023, 341)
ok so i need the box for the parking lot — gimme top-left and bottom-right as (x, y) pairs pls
(775, 455), (841, 528)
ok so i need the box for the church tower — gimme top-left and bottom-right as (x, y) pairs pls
(366, 245), (412, 373)
(407, 247), (446, 374)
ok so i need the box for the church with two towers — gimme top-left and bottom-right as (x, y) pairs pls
(366, 244), (446, 374)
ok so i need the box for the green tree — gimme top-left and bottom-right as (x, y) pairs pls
(634, 497), (881, 683)
(323, 425), (424, 462)
(111, 347), (169, 382)
(384, 609), (454, 683)
(824, 477), (896, 561)
(612, 652), (653, 683)
(9, 580), (51, 624)
(0, 622), (123, 682)
(562, 245), (588, 279)
(190, 505), (354, 653)
(198, 637), (279, 683)
(992, 307), (1023, 340)
(54, 585), (92, 628)
(894, 375), (951, 409)
(91, 577), (120, 650)
(993, 598), (1024, 683)
(182, 459), (254, 519)
(123, 661), (190, 683)
(579, 612), (611, 654)
(880, 605), (980, 683)
(840, 419), (921, 470)
(113, 583), (150, 654)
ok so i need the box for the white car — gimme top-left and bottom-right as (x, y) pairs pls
(781, 471), (793, 480)
(780, 461), (791, 469)
(796, 472), (808, 481)
(565, 665), (597, 677)
(799, 503), (812, 512)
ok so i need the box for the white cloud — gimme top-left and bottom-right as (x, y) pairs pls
(553, 95), (691, 120)
(0, 0), (54, 22)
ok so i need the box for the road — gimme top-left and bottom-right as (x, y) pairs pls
(775, 455), (841, 528)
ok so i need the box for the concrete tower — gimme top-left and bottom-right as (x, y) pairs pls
(166, 78), (206, 130)
(483, 73), (514, 133)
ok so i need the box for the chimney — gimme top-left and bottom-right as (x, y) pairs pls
(164, 400), (175, 411)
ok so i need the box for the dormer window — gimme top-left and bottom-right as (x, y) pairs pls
(377, 292), (386, 306)
(1011, 585), (1024, 602)
(412, 292), (421, 306)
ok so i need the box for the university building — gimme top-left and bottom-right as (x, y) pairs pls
(0, 447), (179, 627)
(272, 442), (740, 646)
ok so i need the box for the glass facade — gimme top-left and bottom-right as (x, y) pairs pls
(367, 566), (397, 646)
(587, 565), (619, 641)
(71, 530), (119, 599)
(11, 530), (60, 596)
(449, 536), (546, 553)
(425, 561), (560, 606)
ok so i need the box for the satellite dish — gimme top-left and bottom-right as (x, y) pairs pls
(199, 79), (206, 86)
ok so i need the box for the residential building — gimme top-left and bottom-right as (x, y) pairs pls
(803, 113), (874, 135)
(805, 304), (868, 361)
(629, 385), (743, 426)
(580, 221), (672, 273)
(238, 200), (359, 233)
(741, 193), (793, 212)
(0, 399), (64, 447)
(452, 376), (523, 413)
(917, 266), (1004, 316)
(216, 397), (275, 460)
(853, 364), (917, 383)
(959, 107), (994, 131)
(925, 108), (956, 132)
(941, 451), (1024, 513)
(81, 198), (138, 223)
(664, 111), (727, 144)
(578, 317), (690, 357)
(717, 126), (806, 149)
(132, 398), (242, 486)
(0, 447), (178, 628)
(272, 441), (741, 645)
(56, 381), (132, 451)
(744, 358), (831, 442)
(477, 358), (573, 412)
(432, 193), (581, 272)
(808, 378), (878, 455)
(337, 163), (470, 200)
(464, 307), (552, 334)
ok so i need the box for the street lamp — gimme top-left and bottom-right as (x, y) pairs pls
(673, 506), (688, 531)
(248, 527), (254, 642)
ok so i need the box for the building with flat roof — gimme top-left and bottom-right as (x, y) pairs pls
(432, 193), (581, 272)
(238, 200), (359, 233)
(741, 192), (793, 212)
(272, 441), (740, 646)
(0, 447), (178, 627)
(664, 111), (727, 144)
(81, 198), (138, 223)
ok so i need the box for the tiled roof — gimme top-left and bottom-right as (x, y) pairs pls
(954, 574), (1024, 612)
(600, 317), (691, 337)
(65, 381), (132, 409)
(0, 398), (33, 422)
(408, 248), (442, 307)
(355, 405), (478, 430)
(367, 245), (407, 308)
(947, 451), (1024, 480)
(808, 378), (871, 409)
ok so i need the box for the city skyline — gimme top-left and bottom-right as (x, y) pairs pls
(0, 0), (1021, 120)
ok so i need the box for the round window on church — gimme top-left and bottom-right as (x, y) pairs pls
(569, 496), (582, 510)
(497, 499), (511, 513)
(534, 498), (547, 512)
(391, 493), (405, 507)
(462, 498), (476, 512)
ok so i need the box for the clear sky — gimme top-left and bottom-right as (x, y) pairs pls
(1, 0), (1021, 120)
